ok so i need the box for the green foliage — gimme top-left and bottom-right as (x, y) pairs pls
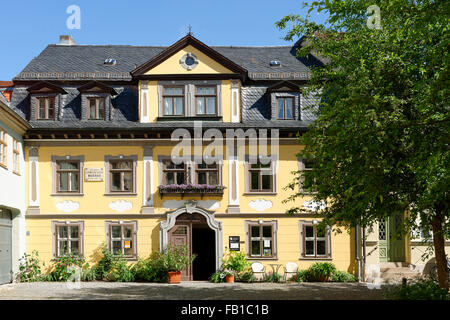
(161, 244), (196, 272)
(296, 269), (311, 283)
(209, 270), (227, 283)
(80, 264), (97, 282)
(132, 252), (168, 283)
(385, 279), (449, 300)
(237, 270), (256, 283)
(92, 245), (134, 282)
(221, 251), (251, 275)
(47, 253), (85, 282)
(109, 256), (135, 282)
(296, 263), (354, 282)
(308, 262), (337, 281)
(17, 250), (45, 282)
(93, 245), (117, 280)
(331, 271), (358, 282)
(278, 0), (449, 289)
(265, 272), (282, 283)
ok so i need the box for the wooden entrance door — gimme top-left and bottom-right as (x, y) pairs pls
(168, 224), (191, 281)
(378, 214), (405, 262)
(167, 213), (215, 281)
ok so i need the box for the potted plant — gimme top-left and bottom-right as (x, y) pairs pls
(221, 250), (250, 283)
(224, 269), (235, 283)
(162, 244), (195, 284)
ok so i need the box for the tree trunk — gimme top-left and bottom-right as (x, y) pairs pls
(431, 207), (449, 291)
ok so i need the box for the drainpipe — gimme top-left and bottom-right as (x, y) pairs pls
(362, 226), (366, 281)
(355, 225), (362, 281)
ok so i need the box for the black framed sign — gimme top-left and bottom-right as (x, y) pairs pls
(229, 236), (240, 251)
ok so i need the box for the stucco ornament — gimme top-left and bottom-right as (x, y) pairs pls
(56, 200), (80, 213)
(303, 200), (326, 212)
(249, 199), (273, 211)
(163, 199), (220, 210)
(109, 200), (133, 212)
(180, 52), (199, 70)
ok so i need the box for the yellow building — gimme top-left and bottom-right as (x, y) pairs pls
(9, 34), (358, 281)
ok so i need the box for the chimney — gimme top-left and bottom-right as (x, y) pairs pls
(59, 35), (76, 45)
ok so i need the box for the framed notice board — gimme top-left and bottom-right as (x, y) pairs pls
(229, 236), (240, 251)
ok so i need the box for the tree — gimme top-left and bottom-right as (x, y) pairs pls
(277, 0), (449, 290)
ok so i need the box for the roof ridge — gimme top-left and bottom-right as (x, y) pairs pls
(47, 44), (293, 49)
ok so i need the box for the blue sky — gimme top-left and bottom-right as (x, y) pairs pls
(0, 0), (327, 80)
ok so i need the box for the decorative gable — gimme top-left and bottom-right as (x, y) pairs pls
(131, 35), (247, 79)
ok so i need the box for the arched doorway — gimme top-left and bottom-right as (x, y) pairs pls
(160, 202), (223, 281)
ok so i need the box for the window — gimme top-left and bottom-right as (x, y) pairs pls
(277, 97), (294, 119)
(109, 160), (134, 193)
(299, 221), (331, 259)
(248, 161), (274, 192)
(53, 222), (84, 257)
(195, 86), (217, 115)
(56, 161), (80, 193)
(13, 138), (20, 174)
(162, 159), (186, 185)
(37, 97), (55, 120)
(87, 97), (105, 120)
(163, 86), (184, 116)
(195, 162), (219, 185)
(0, 129), (6, 168)
(246, 221), (278, 259)
(299, 158), (316, 192)
(106, 221), (137, 259)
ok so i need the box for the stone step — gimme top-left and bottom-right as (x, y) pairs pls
(379, 262), (410, 268)
(380, 272), (421, 279)
(380, 267), (415, 273)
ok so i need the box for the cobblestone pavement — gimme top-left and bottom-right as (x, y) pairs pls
(0, 281), (387, 300)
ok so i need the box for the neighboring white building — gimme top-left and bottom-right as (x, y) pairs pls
(0, 90), (29, 284)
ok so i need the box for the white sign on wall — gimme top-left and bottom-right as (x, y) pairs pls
(84, 168), (104, 182)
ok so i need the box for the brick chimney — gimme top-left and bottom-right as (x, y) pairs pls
(0, 81), (14, 102)
(59, 35), (76, 45)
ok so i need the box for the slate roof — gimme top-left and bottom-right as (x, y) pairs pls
(14, 43), (319, 81)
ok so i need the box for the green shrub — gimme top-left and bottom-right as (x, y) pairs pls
(266, 272), (282, 283)
(81, 264), (97, 282)
(209, 270), (227, 283)
(384, 279), (449, 300)
(221, 251), (250, 276)
(17, 250), (46, 282)
(92, 245), (135, 282)
(110, 256), (135, 282)
(161, 244), (195, 272)
(47, 253), (85, 282)
(331, 271), (357, 282)
(296, 269), (311, 282)
(132, 252), (168, 283)
(237, 270), (256, 283)
(308, 262), (337, 282)
(94, 245), (117, 280)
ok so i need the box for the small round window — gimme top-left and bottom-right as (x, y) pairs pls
(180, 53), (199, 70)
(185, 56), (195, 66)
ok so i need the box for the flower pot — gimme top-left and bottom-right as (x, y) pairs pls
(168, 271), (182, 284)
(225, 275), (234, 283)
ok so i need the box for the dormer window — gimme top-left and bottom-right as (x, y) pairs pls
(37, 97), (55, 120)
(77, 81), (117, 121)
(87, 97), (105, 120)
(27, 81), (66, 121)
(276, 97), (294, 119)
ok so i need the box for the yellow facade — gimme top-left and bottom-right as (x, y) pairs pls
(21, 35), (357, 280)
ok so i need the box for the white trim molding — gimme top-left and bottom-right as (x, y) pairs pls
(160, 201), (223, 271)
